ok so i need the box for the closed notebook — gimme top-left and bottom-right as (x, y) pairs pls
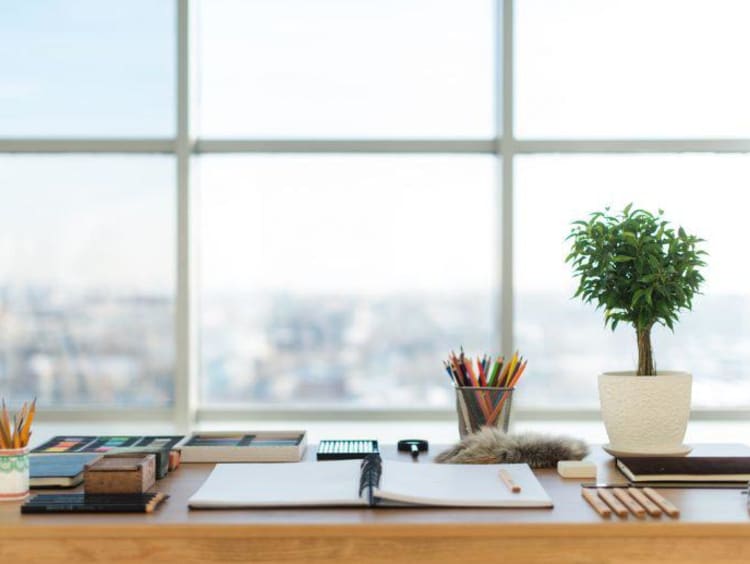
(188, 456), (552, 508)
(30, 454), (102, 488)
(617, 457), (750, 483)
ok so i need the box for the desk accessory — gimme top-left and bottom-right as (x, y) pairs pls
(188, 456), (552, 508)
(32, 435), (184, 455)
(169, 449), (181, 470)
(617, 456), (750, 485)
(498, 468), (521, 493)
(84, 454), (156, 494)
(31, 436), (182, 482)
(582, 480), (747, 490)
(596, 488), (628, 518)
(0, 398), (36, 501)
(626, 487), (662, 516)
(603, 444), (692, 457)
(566, 205), (705, 455)
(105, 444), (175, 479)
(557, 460), (597, 479)
(317, 440), (379, 460)
(397, 440), (428, 460)
(21, 492), (168, 513)
(435, 428), (588, 468)
(612, 488), (646, 518)
(581, 485), (679, 519)
(444, 350), (527, 437)
(29, 453), (102, 488)
(642, 487), (679, 517)
(581, 487), (611, 518)
(180, 431), (306, 463)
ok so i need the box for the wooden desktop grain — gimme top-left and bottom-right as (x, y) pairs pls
(1, 444), (749, 563)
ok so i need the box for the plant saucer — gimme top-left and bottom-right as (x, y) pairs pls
(602, 444), (693, 457)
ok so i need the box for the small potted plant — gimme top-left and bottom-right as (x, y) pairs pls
(566, 204), (706, 455)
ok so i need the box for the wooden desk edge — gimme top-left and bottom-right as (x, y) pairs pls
(5, 522), (750, 540)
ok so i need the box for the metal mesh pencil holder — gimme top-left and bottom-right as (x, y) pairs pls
(455, 386), (514, 438)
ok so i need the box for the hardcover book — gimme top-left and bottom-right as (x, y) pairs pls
(617, 456), (750, 484)
(29, 453), (102, 488)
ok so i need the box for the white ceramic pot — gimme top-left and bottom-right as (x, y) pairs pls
(598, 371), (692, 454)
(0, 448), (29, 502)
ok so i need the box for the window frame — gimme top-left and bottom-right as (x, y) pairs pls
(2, 0), (750, 428)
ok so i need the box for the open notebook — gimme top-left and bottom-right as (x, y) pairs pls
(188, 455), (552, 508)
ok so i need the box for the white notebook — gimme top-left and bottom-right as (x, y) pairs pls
(188, 458), (552, 508)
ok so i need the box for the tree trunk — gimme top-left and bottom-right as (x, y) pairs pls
(637, 326), (655, 376)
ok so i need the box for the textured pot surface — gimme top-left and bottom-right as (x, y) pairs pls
(598, 371), (692, 452)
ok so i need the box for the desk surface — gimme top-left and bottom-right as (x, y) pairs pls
(2, 444), (750, 563)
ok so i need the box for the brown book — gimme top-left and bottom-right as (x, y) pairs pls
(617, 456), (750, 484)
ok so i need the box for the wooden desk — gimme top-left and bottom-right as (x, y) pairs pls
(2, 444), (750, 563)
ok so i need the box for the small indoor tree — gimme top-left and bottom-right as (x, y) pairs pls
(565, 204), (707, 376)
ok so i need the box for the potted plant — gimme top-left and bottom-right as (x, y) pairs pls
(566, 204), (706, 455)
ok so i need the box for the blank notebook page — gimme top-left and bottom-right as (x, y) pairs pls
(376, 462), (552, 507)
(188, 460), (367, 508)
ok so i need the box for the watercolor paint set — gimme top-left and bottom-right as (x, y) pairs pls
(32, 436), (184, 455)
(179, 431), (307, 463)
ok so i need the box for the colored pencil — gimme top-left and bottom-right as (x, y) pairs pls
(488, 357), (502, 387)
(443, 352), (528, 391)
(0, 398), (36, 449)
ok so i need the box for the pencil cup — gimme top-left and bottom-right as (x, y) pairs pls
(455, 387), (514, 439)
(0, 447), (29, 501)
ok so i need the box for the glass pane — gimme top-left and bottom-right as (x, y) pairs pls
(199, 155), (496, 406)
(0, 1), (174, 137)
(197, 0), (494, 138)
(0, 156), (175, 407)
(515, 154), (750, 408)
(516, 0), (750, 138)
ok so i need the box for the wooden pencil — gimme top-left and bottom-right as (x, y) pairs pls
(643, 488), (680, 518)
(582, 488), (611, 518)
(499, 469), (521, 493)
(22, 398), (36, 446)
(627, 487), (662, 517)
(597, 488), (629, 518)
(0, 398), (36, 449)
(0, 401), (11, 448)
(612, 488), (646, 518)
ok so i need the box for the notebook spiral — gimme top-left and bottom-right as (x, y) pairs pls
(358, 454), (383, 506)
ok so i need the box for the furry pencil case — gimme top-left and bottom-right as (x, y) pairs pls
(435, 428), (589, 467)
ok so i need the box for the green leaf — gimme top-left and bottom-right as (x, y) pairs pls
(631, 289), (647, 308)
(564, 204), (706, 364)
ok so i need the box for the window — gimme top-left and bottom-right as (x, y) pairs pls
(515, 154), (750, 408)
(2, 1), (749, 420)
(197, 0), (494, 138)
(516, 0), (750, 139)
(0, 156), (175, 407)
(199, 155), (495, 406)
(0, 1), (175, 137)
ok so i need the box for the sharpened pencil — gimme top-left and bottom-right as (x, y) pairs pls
(0, 398), (36, 449)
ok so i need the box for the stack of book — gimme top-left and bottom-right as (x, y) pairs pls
(617, 445), (750, 488)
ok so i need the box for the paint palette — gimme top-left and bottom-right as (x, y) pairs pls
(32, 436), (184, 455)
(180, 431), (307, 463)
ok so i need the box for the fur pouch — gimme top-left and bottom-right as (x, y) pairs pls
(434, 427), (589, 468)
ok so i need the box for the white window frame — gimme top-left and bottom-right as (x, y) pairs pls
(2, 0), (750, 429)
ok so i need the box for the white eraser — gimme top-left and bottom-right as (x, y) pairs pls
(557, 460), (597, 479)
